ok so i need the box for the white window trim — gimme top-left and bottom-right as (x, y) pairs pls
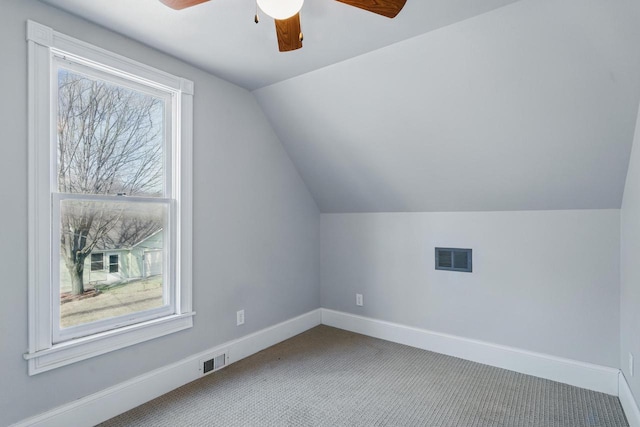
(25, 20), (195, 375)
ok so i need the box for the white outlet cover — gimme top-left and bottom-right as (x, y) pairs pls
(237, 310), (245, 326)
(356, 294), (363, 306)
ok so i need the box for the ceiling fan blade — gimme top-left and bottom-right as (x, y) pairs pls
(275, 13), (303, 52)
(159, 0), (210, 10)
(335, 0), (406, 18)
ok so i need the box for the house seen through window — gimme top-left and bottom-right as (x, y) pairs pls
(54, 63), (172, 338)
(26, 21), (194, 374)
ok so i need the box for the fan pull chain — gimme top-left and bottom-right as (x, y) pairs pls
(254, 1), (259, 23)
(298, 9), (303, 42)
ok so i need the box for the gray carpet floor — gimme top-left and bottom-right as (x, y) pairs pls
(100, 326), (629, 427)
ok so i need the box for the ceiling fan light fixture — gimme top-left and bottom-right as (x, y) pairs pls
(256, 0), (304, 20)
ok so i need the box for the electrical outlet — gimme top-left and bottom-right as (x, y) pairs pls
(356, 293), (363, 307)
(630, 353), (635, 377)
(236, 310), (245, 326)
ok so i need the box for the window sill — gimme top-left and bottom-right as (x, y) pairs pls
(24, 312), (195, 375)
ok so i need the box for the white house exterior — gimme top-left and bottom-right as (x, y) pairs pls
(60, 229), (164, 292)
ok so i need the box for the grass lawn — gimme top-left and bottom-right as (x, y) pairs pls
(60, 276), (163, 328)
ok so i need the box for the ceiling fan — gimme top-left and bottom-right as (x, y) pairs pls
(159, 0), (407, 52)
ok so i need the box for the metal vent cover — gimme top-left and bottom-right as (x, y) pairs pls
(435, 248), (472, 272)
(200, 350), (229, 376)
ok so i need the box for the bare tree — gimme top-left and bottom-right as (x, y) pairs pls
(57, 70), (164, 295)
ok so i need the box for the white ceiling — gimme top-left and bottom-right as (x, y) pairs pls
(40, 0), (519, 90)
(41, 0), (640, 213)
(255, 0), (640, 212)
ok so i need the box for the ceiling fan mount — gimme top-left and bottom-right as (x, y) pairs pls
(159, 0), (407, 52)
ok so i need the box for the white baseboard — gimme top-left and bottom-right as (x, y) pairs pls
(13, 309), (322, 427)
(13, 308), (626, 427)
(321, 309), (620, 396)
(619, 372), (640, 427)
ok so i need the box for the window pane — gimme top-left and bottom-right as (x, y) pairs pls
(59, 199), (168, 329)
(109, 254), (119, 273)
(57, 68), (165, 197)
(90, 253), (103, 271)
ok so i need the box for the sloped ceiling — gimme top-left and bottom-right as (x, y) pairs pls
(255, 0), (640, 212)
(39, 0), (520, 90)
(39, 0), (640, 213)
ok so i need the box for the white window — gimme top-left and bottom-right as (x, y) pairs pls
(108, 254), (120, 274)
(90, 253), (104, 272)
(25, 21), (194, 375)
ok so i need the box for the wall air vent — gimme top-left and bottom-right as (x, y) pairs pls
(435, 248), (472, 273)
(199, 350), (229, 376)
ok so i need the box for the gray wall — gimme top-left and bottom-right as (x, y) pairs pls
(0, 1), (320, 425)
(1, 1), (634, 424)
(621, 105), (640, 408)
(321, 210), (620, 367)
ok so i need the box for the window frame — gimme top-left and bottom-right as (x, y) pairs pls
(25, 21), (194, 375)
(108, 254), (119, 273)
(52, 195), (175, 343)
(91, 252), (104, 272)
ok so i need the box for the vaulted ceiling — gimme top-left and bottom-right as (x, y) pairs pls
(41, 0), (640, 213)
(39, 0), (520, 89)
